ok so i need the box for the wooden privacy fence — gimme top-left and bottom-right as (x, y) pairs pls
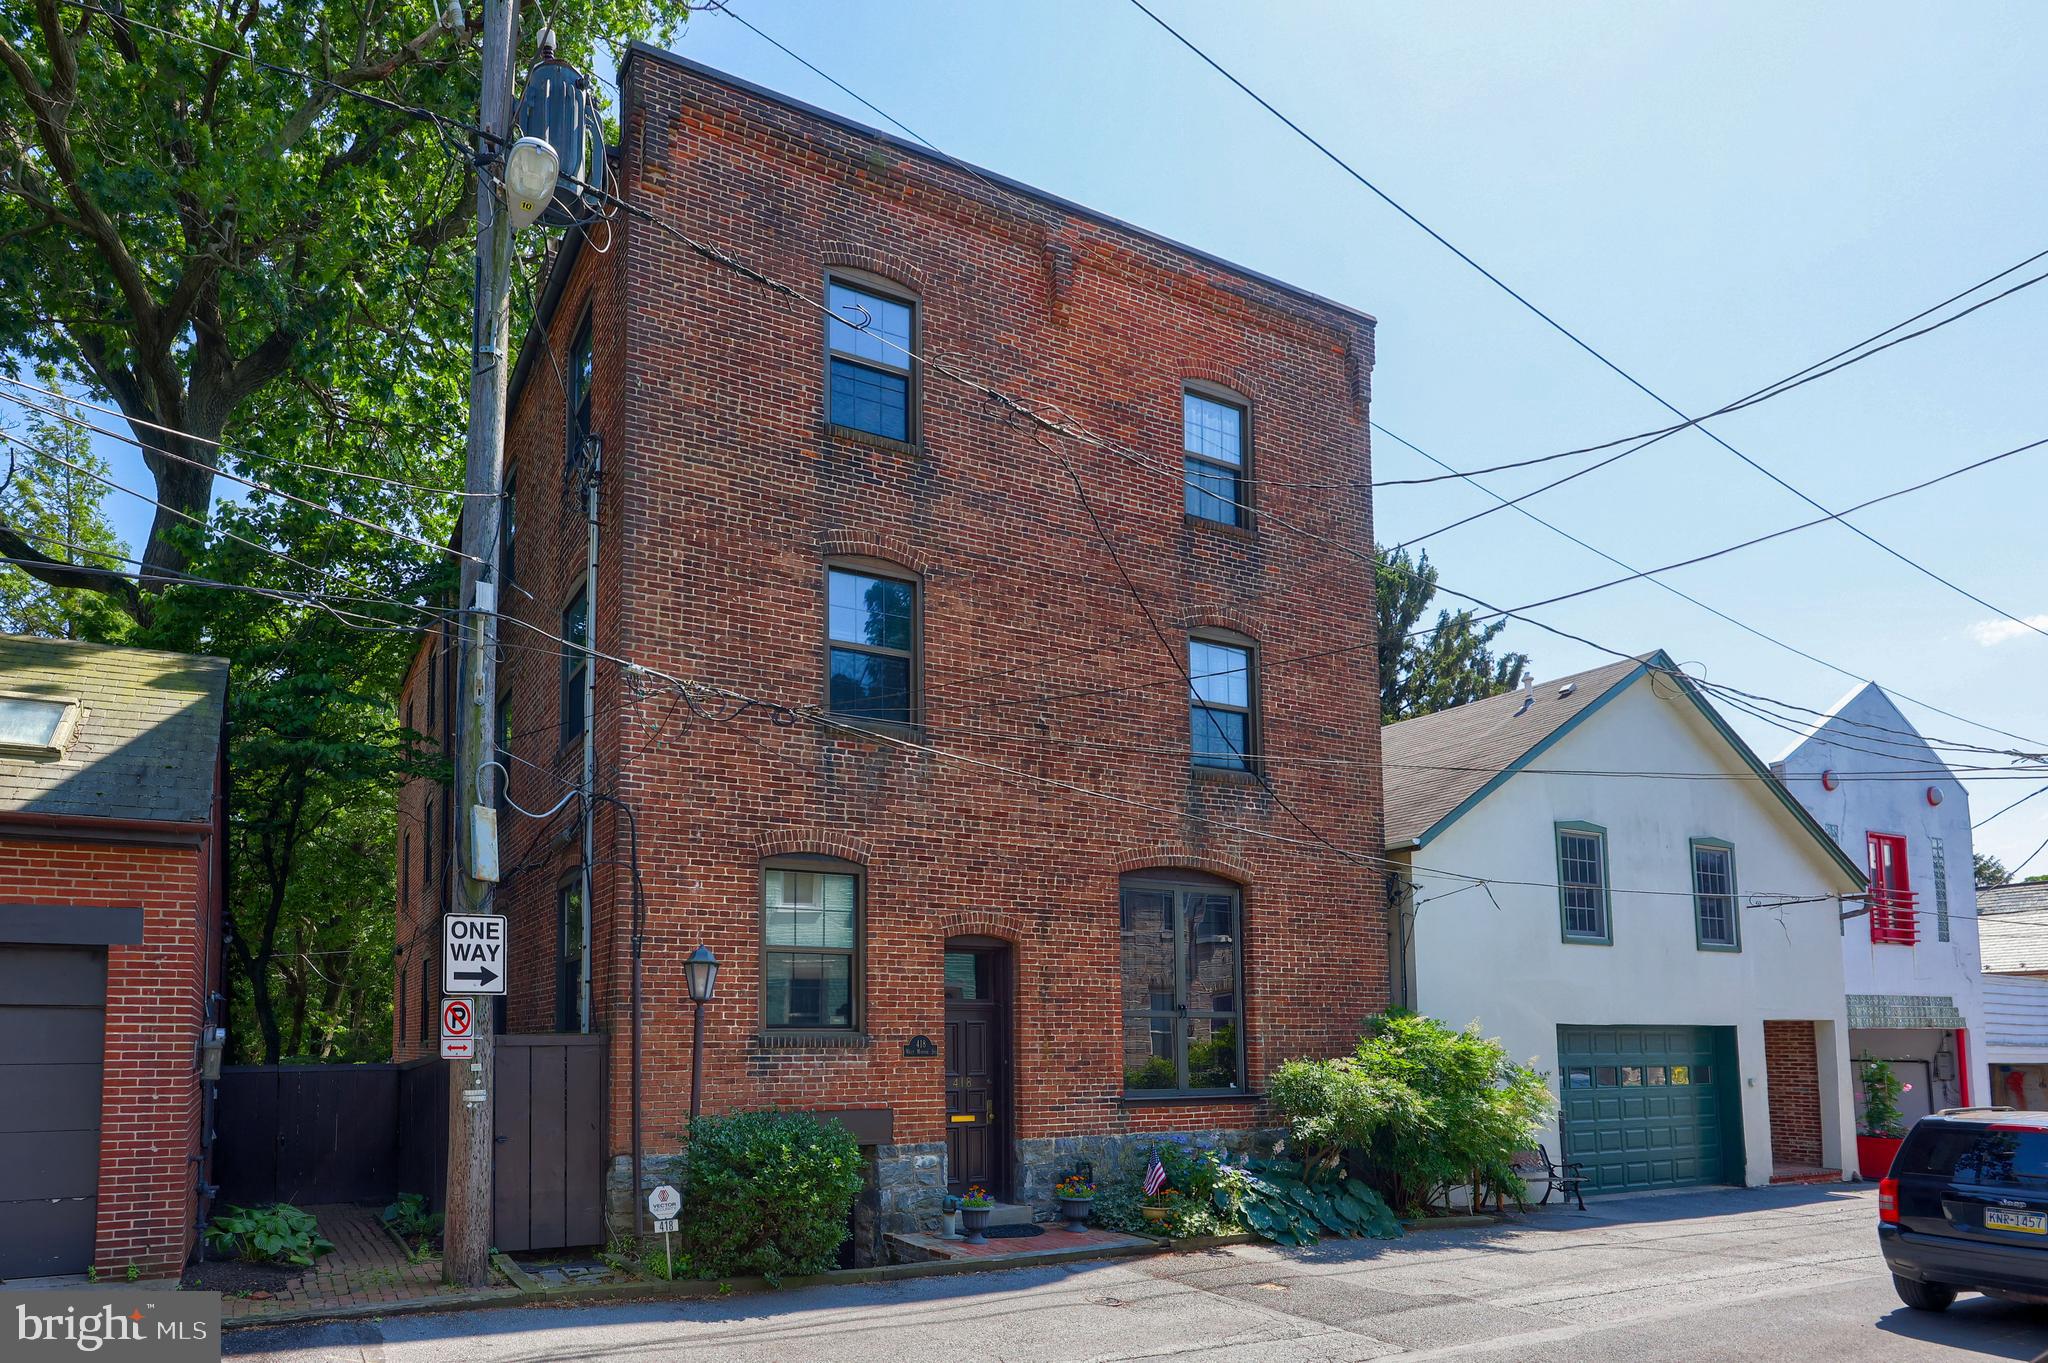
(213, 1034), (606, 1253)
(213, 1064), (399, 1206)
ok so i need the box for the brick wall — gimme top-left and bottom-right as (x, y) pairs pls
(397, 50), (1387, 1196)
(0, 836), (209, 1276)
(1763, 1019), (1825, 1171)
(393, 627), (456, 1062)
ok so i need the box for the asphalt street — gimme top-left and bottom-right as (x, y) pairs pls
(227, 1185), (2047, 1362)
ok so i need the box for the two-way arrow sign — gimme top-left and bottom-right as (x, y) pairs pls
(442, 914), (507, 996)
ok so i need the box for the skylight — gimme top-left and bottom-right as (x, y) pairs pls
(0, 696), (79, 755)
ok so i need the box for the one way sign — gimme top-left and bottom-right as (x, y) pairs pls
(442, 913), (508, 996)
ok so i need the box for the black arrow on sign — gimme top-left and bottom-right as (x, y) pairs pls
(452, 966), (499, 988)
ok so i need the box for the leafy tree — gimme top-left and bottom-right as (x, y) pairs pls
(0, 0), (687, 611)
(1974, 852), (2009, 887)
(0, 381), (132, 641)
(1, 1), (691, 1061)
(128, 468), (452, 1062)
(1376, 544), (1529, 722)
(1268, 1012), (1554, 1214)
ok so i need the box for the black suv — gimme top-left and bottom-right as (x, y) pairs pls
(1879, 1107), (2048, 1311)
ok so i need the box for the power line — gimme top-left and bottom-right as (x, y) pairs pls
(1371, 421), (2048, 756)
(693, 9), (2048, 768)
(0, 373), (479, 499)
(2, 389), (479, 566)
(1372, 250), (2048, 489)
(1975, 784), (2048, 831)
(1123, 0), (2048, 646)
(106, 9), (2048, 774)
(1492, 431), (2048, 618)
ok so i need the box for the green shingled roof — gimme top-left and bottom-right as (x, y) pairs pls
(0, 634), (227, 825)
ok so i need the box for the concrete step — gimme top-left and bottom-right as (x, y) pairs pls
(986, 1202), (1035, 1227)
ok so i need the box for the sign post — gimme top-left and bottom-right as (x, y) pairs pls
(440, 998), (475, 1059)
(648, 1184), (681, 1276)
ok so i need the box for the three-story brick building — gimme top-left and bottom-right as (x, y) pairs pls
(395, 44), (1385, 1261)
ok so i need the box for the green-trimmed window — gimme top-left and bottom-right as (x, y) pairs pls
(1555, 822), (1611, 944)
(1119, 871), (1244, 1095)
(763, 863), (860, 1032)
(1691, 839), (1739, 950)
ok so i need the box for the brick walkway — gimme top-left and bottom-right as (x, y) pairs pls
(219, 1204), (519, 1321)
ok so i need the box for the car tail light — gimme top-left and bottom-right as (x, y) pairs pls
(1878, 1178), (1899, 1224)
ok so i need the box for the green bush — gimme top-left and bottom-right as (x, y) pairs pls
(1091, 1141), (1399, 1246)
(680, 1110), (865, 1281)
(381, 1191), (443, 1246)
(1270, 1012), (1554, 1215)
(202, 1203), (334, 1267)
(1858, 1056), (1906, 1138)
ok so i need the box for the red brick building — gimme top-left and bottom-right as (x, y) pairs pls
(395, 47), (1385, 1259)
(0, 635), (228, 1280)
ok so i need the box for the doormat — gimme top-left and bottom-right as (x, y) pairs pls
(984, 1224), (1046, 1239)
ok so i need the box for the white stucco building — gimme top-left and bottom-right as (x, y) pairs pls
(1775, 683), (1991, 1119)
(1975, 881), (2048, 1107)
(1385, 651), (1863, 1194)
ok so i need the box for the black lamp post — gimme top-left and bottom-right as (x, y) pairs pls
(687, 945), (719, 1120)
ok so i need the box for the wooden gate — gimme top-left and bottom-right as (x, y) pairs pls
(492, 1034), (606, 1252)
(214, 1064), (399, 1206)
(218, 1035), (605, 1253)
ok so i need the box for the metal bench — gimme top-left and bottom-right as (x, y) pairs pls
(1508, 1145), (1586, 1211)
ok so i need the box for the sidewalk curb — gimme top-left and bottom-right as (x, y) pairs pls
(220, 1283), (524, 1332)
(490, 1252), (545, 1294)
(1404, 1213), (1506, 1231)
(223, 1237), (1165, 1329)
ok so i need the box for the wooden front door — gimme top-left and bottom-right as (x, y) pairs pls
(944, 942), (1009, 1196)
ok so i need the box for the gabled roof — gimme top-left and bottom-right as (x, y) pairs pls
(0, 634), (227, 825)
(1772, 680), (1963, 788)
(1979, 882), (2048, 976)
(1382, 654), (1645, 848)
(1381, 648), (1865, 884)
(1979, 882), (2048, 916)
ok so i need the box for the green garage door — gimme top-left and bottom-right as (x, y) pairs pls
(1557, 1025), (1739, 1193)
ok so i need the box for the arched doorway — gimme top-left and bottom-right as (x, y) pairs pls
(943, 936), (1013, 1197)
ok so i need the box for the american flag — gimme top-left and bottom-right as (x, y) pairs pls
(1143, 1156), (1167, 1197)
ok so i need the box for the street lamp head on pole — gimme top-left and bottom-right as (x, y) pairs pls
(686, 945), (719, 1003)
(501, 136), (560, 233)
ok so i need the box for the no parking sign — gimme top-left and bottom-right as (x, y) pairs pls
(441, 997), (475, 1059)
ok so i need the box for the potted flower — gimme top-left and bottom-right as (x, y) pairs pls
(958, 1185), (995, 1244)
(1053, 1174), (1096, 1231)
(1855, 1056), (1909, 1179)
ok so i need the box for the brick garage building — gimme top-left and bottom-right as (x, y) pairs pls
(394, 47), (1385, 1260)
(0, 636), (228, 1280)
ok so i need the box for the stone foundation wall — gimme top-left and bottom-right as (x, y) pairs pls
(1011, 1126), (1280, 1216)
(872, 1142), (948, 1241)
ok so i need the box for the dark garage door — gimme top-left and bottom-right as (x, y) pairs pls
(1557, 1025), (1737, 1193)
(0, 946), (105, 1277)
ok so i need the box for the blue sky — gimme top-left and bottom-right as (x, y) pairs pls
(48, 1), (2048, 867)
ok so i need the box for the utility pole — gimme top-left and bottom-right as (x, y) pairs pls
(444, 0), (519, 1291)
